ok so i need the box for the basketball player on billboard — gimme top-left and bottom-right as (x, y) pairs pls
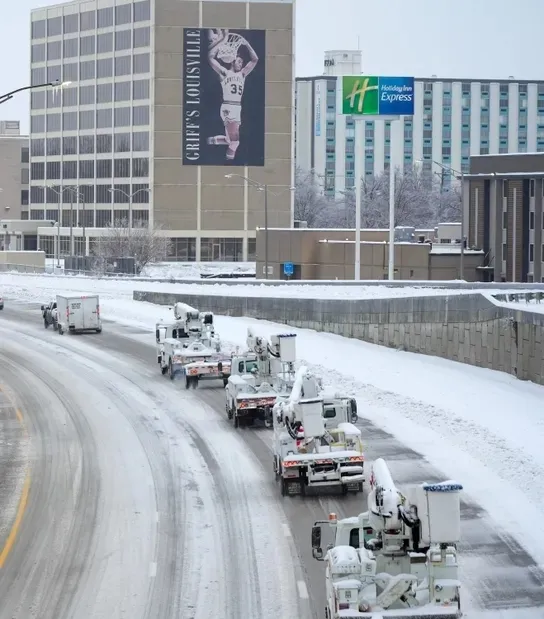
(206, 29), (259, 162)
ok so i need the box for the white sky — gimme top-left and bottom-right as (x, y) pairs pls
(3, 0), (543, 132)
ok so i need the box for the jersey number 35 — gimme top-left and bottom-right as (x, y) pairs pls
(230, 84), (243, 96)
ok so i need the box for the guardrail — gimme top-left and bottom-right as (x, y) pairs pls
(493, 291), (544, 304)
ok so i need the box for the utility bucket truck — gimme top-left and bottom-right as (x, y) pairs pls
(273, 366), (365, 497)
(156, 302), (230, 386)
(226, 329), (297, 428)
(310, 458), (463, 619)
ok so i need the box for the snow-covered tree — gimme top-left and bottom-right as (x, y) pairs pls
(293, 167), (331, 227)
(92, 219), (171, 275)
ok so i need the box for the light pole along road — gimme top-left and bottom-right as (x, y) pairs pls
(419, 159), (466, 280)
(0, 79), (72, 105)
(108, 186), (151, 239)
(224, 173), (294, 279)
(47, 184), (86, 264)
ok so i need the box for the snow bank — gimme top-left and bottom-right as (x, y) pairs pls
(140, 261), (256, 279)
(0, 272), (505, 300)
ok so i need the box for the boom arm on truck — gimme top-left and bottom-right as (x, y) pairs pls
(310, 458), (464, 618)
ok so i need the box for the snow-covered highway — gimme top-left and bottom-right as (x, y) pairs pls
(0, 310), (305, 619)
(1, 291), (544, 618)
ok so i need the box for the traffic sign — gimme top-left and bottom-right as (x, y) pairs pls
(283, 262), (294, 277)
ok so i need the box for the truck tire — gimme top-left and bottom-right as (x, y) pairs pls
(53, 321), (58, 331)
(192, 377), (198, 389)
(44, 318), (49, 328)
(233, 415), (239, 429)
(161, 366), (168, 375)
(96, 327), (102, 334)
(226, 405), (233, 420)
(185, 376), (190, 389)
(223, 378), (228, 387)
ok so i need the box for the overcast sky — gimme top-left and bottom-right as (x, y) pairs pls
(4, 0), (543, 132)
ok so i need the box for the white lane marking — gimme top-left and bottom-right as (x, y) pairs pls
(154, 511), (160, 523)
(297, 580), (309, 599)
(149, 562), (157, 578)
(281, 523), (292, 537)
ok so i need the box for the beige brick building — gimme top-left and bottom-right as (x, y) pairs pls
(29, 0), (294, 261)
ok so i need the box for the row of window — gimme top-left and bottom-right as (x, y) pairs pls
(31, 132), (149, 156)
(31, 26), (150, 63)
(31, 1), (150, 40)
(28, 183), (150, 204)
(35, 236), (256, 262)
(30, 211), (149, 231)
(31, 52), (150, 86)
(423, 82), (534, 95)
(31, 105), (150, 133)
(33, 80), (150, 111)
(31, 158), (149, 180)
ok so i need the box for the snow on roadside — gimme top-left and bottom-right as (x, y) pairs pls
(0, 271), (517, 300)
(140, 261), (256, 279)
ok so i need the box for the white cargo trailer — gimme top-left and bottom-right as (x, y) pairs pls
(57, 294), (102, 335)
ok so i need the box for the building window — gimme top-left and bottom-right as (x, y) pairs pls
(46, 111), (61, 130)
(168, 238), (196, 261)
(112, 184), (130, 203)
(46, 161), (61, 180)
(133, 26), (150, 48)
(133, 79), (149, 100)
(97, 134), (112, 153)
(31, 162), (45, 180)
(46, 90), (61, 109)
(114, 133), (131, 152)
(503, 180), (508, 197)
(30, 186), (45, 204)
(80, 60), (95, 81)
(30, 210), (45, 221)
(115, 55), (131, 76)
(114, 107), (131, 127)
(97, 159), (112, 178)
(97, 32), (113, 54)
(79, 135), (95, 154)
(79, 110), (95, 130)
(132, 157), (149, 177)
(115, 30), (132, 51)
(62, 160), (77, 179)
(63, 136), (77, 155)
(530, 211), (535, 230)
(63, 38), (78, 58)
(80, 10), (96, 31)
(115, 4), (132, 25)
(63, 111), (77, 131)
(132, 184), (149, 203)
(47, 40), (62, 61)
(97, 83), (113, 104)
(31, 115), (45, 133)
(79, 185), (94, 206)
(134, 0), (151, 21)
(114, 158), (131, 177)
(79, 160), (95, 179)
(31, 67), (46, 86)
(21, 190), (29, 206)
(132, 210), (149, 226)
(97, 7), (113, 28)
(96, 208), (112, 224)
(97, 58), (113, 80)
(21, 146), (29, 163)
(21, 168), (29, 184)
(530, 243), (534, 262)
(115, 81), (131, 102)
(47, 65), (61, 84)
(79, 85), (95, 105)
(31, 43), (45, 63)
(63, 14), (78, 34)
(62, 87), (78, 107)
(31, 19), (46, 39)
(133, 53), (150, 74)
(63, 62), (78, 83)
(97, 108), (112, 129)
(46, 137), (61, 156)
(31, 91), (45, 110)
(133, 105), (149, 126)
(201, 238), (243, 262)
(530, 178), (535, 197)
(132, 131), (149, 151)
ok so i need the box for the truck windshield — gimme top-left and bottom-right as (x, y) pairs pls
(245, 361), (258, 373)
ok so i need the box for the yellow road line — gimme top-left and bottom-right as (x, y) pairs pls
(0, 407), (31, 568)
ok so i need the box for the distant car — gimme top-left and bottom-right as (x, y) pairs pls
(0, 295), (3, 310)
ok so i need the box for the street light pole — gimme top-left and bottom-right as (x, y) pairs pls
(0, 79), (72, 106)
(69, 196), (74, 255)
(264, 184), (269, 280)
(56, 190), (61, 267)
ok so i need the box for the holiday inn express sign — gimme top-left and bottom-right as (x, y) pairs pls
(342, 75), (415, 116)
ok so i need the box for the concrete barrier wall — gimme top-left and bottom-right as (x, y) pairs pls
(135, 290), (544, 385)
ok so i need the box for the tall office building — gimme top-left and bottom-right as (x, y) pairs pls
(0, 121), (30, 225)
(29, 0), (294, 261)
(296, 50), (544, 198)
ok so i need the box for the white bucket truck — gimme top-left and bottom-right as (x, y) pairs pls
(272, 366), (365, 496)
(56, 294), (102, 335)
(225, 330), (297, 428)
(310, 458), (463, 618)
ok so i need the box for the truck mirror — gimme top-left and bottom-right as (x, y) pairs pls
(312, 547), (324, 560)
(218, 361), (222, 372)
(41, 305), (45, 311)
(155, 329), (160, 343)
(311, 525), (322, 550)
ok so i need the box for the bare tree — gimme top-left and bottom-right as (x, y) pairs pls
(93, 219), (172, 275)
(294, 167), (331, 227)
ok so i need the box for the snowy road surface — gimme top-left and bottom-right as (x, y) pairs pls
(0, 312), (304, 619)
(1, 303), (544, 618)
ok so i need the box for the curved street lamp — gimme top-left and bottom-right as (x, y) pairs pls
(0, 79), (72, 106)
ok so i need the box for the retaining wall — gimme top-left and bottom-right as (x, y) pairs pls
(134, 290), (544, 385)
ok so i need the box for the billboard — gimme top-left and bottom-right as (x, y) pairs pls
(182, 28), (266, 166)
(342, 76), (414, 116)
